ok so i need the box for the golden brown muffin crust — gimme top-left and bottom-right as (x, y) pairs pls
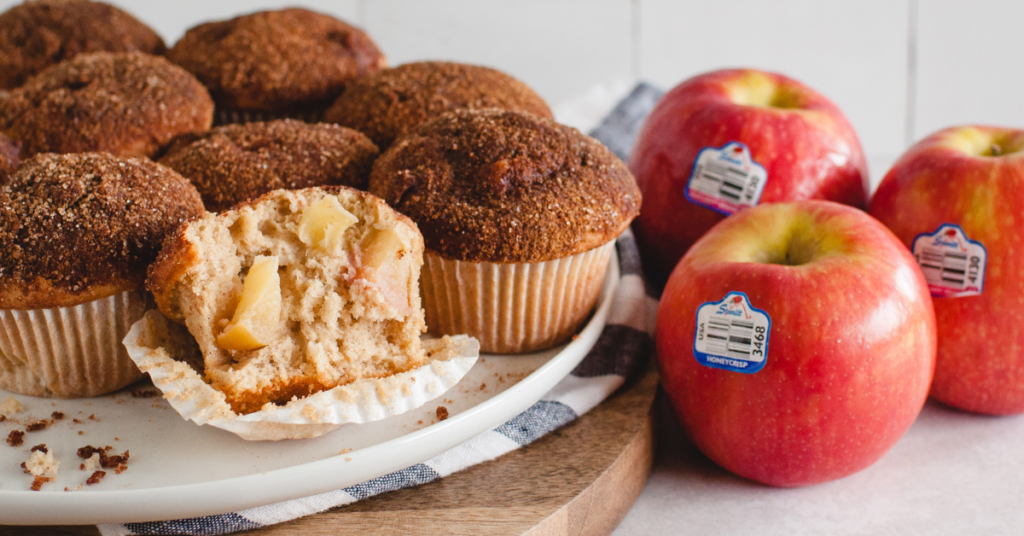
(0, 0), (166, 90)
(0, 132), (18, 180)
(323, 61), (553, 150)
(0, 153), (205, 310)
(159, 119), (379, 212)
(167, 8), (386, 113)
(0, 51), (213, 160)
(369, 109), (642, 263)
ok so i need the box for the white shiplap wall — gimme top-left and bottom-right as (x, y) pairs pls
(1, 0), (1022, 187)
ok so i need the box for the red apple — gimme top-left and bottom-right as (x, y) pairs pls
(657, 200), (936, 487)
(630, 69), (869, 285)
(870, 126), (1024, 415)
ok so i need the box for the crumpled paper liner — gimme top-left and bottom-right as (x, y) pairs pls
(421, 240), (616, 354)
(0, 290), (147, 397)
(122, 310), (480, 441)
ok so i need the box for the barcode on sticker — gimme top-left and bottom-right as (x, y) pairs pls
(918, 248), (968, 287)
(693, 291), (771, 374)
(911, 224), (987, 298)
(704, 317), (757, 359)
(685, 142), (767, 215)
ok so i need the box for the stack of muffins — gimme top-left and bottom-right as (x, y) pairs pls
(0, 0), (641, 409)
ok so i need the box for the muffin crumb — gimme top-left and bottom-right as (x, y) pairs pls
(7, 430), (24, 446)
(86, 470), (106, 485)
(23, 447), (59, 490)
(0, 395), (23, 415)
(77, 445), (130, 474)
(436, 406), (449, 421)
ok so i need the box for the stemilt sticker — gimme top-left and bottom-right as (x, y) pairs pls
(911, 224), (987, 298)
(685, 141), (768, 215)
(693, 291), (771, 374)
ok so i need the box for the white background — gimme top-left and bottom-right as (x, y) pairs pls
(4, 1), (1024, 533)
(3, 0), (1022, 190)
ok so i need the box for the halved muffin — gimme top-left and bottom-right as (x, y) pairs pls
(147, 187), (440, 414)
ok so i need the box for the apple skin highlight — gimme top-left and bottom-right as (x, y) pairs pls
(870, 126), (1024, 415)
(657, 201), (936, 487)
(630, 69), (868, 285)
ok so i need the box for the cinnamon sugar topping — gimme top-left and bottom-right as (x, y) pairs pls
(0, 152), (205, 309)
(369, 109), (641, 263)
(160, 120), (378, 211)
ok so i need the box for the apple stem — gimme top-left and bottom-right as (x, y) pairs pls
(990, 143), (1003, 157)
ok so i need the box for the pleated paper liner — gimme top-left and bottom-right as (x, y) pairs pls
(0, 290), (148, 398)
(214, 107), (327, 126)
(122, 310), (480, 441)
(421, 240), (616, 354)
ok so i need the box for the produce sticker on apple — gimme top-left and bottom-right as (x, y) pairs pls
(911, 223), (987, 298)
(693, 291), (770, 373)
(684, 141), (768, 215)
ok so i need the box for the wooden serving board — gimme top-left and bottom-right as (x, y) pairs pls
(9, 365), (658, 536)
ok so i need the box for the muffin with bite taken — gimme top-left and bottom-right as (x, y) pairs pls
(369, 109), (642, 353)
(0, 51), (213, 160)
(323, 61), (553, 151)
(0, 0), (166, 90)
(167, 8), (386, 125)
(159, 119), (379, 212)
(0, 153), (205, 397)
(146, 186), (472, 415)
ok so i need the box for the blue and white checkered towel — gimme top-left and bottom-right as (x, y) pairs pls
(99, 82), (665, 536)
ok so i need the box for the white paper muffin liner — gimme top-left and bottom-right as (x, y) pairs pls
(421, 240), (616, 354)
(215, 108), (326, 126)
(0, 290), (147, 398)
(122, 310), (480, 441)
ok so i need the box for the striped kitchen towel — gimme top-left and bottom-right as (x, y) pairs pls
(99, 82), (664, 536)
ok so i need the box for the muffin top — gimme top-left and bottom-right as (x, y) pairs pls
(324, 61), (553, 150)
(159, 119), (379, 212)
(0, 0), (166, 90)
(0, 51), (214, 159)
(0, 132), (18, 180)
(167, 8), (386, 112)
(369, 109), (642, 263)
(0, 152), (205, 310)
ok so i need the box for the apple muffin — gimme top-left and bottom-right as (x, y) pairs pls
(167, 8), (386, 125)
(0, 52), (213, 160)
(0, 0), (166, 90)
(0, 153), (205, 397)
(369, 109), (642, 353)
(160, 120), (379, 212)
(147, 187), (437, 414)
(323, 61), (552, 150)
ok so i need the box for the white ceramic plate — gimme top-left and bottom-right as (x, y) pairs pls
(0, 252), (619, 525)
